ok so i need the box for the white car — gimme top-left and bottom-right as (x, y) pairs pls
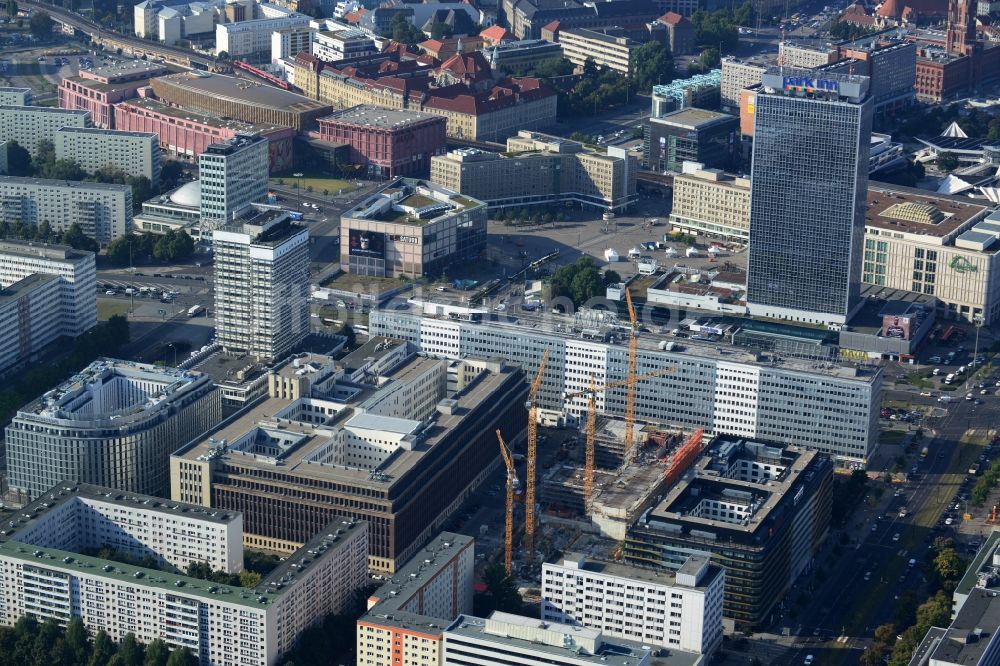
(105, 289), (116, 295)
(945, 517), (954, 526)
(892, 533), (900, 542)
(804, 656), (814, 666)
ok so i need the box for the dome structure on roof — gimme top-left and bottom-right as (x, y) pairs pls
(169, 180), (201, 208)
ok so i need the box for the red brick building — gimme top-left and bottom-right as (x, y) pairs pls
(317, 105), (447, 178)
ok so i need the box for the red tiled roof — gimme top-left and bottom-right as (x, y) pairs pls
(438, 50), (493, 82)
(542, 19), (560, 33)
(343, 8), (365, 22)
(658, 11), (687, 25)
(480, 25), (514, 42)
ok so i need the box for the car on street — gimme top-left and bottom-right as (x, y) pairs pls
(804, 656), (814, 666)
(105, 289), (116, 295)
(863, 571), (872, 581)
(893, 533), (900, 542)
(945, 517), (954, 526)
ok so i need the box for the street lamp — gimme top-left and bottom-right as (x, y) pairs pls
(293, 172), (304, 191)
(167, 343), (177, 366)
(973, 314), (984, 372)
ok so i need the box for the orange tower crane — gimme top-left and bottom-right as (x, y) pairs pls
(524, 347), (550, 559)
(562, 368), (675, 506)
(623, 288), (640, 464)
(495, 429), (519, 575)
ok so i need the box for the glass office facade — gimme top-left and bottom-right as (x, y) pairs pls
(746, 73), (873, 324)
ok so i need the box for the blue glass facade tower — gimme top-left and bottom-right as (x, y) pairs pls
(747, 69), (873, 325)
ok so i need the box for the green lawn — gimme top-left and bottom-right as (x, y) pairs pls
(97, 300), (131, 320)
(270, 175), (357, 195)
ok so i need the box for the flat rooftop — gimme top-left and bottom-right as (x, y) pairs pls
(320, 105), (442, 129)
(84, 60), (171, 80)
(866, 182), (990, 239)
(0, 273), (58, 306)
(56, 126), (157, 140)
(646, 438), (820, 535)
(0, 104), (90, 117)
(340, 337), (405, 374)
(927, 589), (1000, 665)
(554, 554), (718, 589)
(387, 298), (879, 380)
(154, 71), (329, 114)
(849, 284), (937, 336)
(955, 528), (1000, 596)
(175, 357), (520, 492)
(650, 108), (735, 130)
(0, 240), (93, 265)
(62, 75), (153, 93)
(120, 97), (287, 134)
(0, 175), (130, 193)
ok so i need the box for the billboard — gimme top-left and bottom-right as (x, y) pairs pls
(882, 315), (912, 340)
(348, 229), (385, 259)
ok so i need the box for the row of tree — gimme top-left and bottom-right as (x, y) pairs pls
(184, 561), (263, 589)
(549, 256), (621, 307)
(0, 614), (197, 666)
(0, 219), (99, 252)
(105, 230), (195, 266)
(970, 456), (1000, 505)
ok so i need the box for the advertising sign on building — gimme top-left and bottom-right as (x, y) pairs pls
(882, 315), (912, 340)
(349, 229), (385, 258)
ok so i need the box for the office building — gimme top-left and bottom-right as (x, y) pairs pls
(442, 613), (657, 666)
(216, 12), (311, 61)
(270, 25), (312, 63)
(171, 348), (528, 571)
(133, 0), (224, 44)
(370, 306), (882, 465)
(542, 554), (724, 654)
(501, 0), (659, 40)
(720, 57), (768, 114)
(863, 184), (1000, 324)
(318, 106), (447, 178)
(430, 131), (637, 213)
(837, 37), (915, 117)
(482, 38), (563, 73)
(54, 127), (161, 184)
(624, 437), (833, 629)
(557, 28), (641, 76)
(213, 209), (309, 361)
(668, 163), (751, 241)
(0, 87), (32, 106)
(114, 97), (296, 171)
(150, 71), (332, 132)
(357, 533), (475, 666)
(645, 109), (739, 174)
(340, 177), (486, 278)
(746, 69), (873, 326)
(0, 481), (368, 666)
(0, 176), (132, 245)
(0, 105), (90, 155)
(0, 239), (97, 337)
(6, 360), (220, 501)
(198, 134), (269, 227)
(311, 28), (376, 61)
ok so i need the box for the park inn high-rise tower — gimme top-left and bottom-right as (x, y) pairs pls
(747, 69), (873, 326)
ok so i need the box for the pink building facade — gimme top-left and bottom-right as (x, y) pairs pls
(58, 79), (145, 128)
(317, 108), (447, 178)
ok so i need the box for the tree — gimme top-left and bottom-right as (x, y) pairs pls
(389, 13), (424, 47)
(88, 631), (116, 666)
(933, 547), (964, 581)
(29, 9), (53, 38)
(165, 647), (198, 666)
(159, 161), (184, 192)
(64, 617), (91, 666)
(699, 47), (720, 69)
(937, 152), (959, 172)
(341, 323), (356, 347)
(143, 640), (170, 666)
(61, 223), (98, 253)
(629, 41), (673, 91)
(118, 633), (145, 666)
(106, 235), (135, 266)
(603, 270), (622, 285)
(238, 570), (262, 588)
(5, 141), (31, 177)
(551, 256), (603, 307)
(478, 563), (523, 615)
(429, 20), (452, 40)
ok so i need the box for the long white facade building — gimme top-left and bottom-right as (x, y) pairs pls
(0, 176), (132, 245)
(0, 105), (90, 155)
(369, 306), (882, 465)
(216, 12), (310, 59)
(0, 482), (369, 666)
(542, 554), (724, 655)
(55, 127), (162, 184)
(5, 359), (220, 501)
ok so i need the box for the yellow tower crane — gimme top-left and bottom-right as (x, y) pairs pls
(524, 347), (550, 560)
(562, 367), (675, 506)
(495, 429), (519, 575)
(623, 288), (640, 464)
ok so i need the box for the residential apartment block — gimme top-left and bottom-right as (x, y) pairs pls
(369, 306), (882, 466)
(431, 131), (637, 213)
(213, 209), (310, 361)
(0, 239), (97, 337)
(863, 184), (1000, 323)
(54, 127), (161, 184)
(270, 25), (313, 63)
(720, 57), (768, 114)
(0, 87), (32, 106)
(0, 105), (90, 155)
(0, 481), (368, 666)
(542, 554), (724, 654)
(357, 533), (475, 666)
(5, 360), (220, 502)
(0, 176), (132, 245)
(171, 347), (527, 571)
(340, 177), (487, 278)
(668, 163), (751, 241)
(625, 438), (833, 629)
(0, 275), (66, 376)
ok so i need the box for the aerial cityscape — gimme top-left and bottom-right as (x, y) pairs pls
(0, 0), (998, 663)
